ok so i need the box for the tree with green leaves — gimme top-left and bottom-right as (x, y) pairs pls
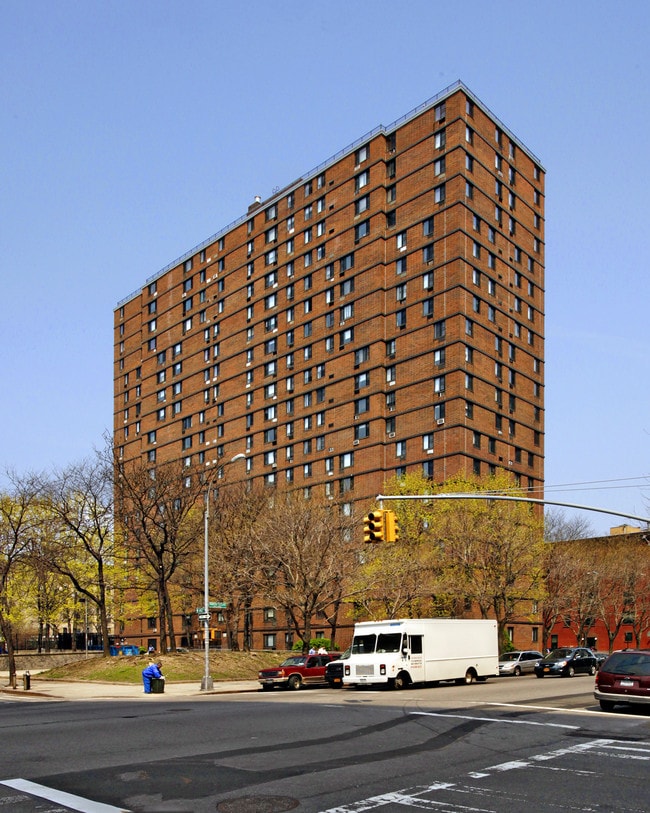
(426, 472), (546, 649)
(37, 451), (116, 655)
(0, 470), (42, 684)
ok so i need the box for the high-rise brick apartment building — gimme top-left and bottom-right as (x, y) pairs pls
(114, 80), (544, 527)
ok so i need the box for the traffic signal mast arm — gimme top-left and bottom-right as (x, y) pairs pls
(374, 493), (650, 526)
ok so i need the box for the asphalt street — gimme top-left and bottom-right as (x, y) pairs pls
(1, 674), (648, 813)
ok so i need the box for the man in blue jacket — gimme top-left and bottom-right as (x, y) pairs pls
(142, 661), (164, 693)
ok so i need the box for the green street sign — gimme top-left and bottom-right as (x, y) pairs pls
(197, 602), (228, 613)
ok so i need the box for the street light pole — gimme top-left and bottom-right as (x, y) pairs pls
(84, 598), (88, 659)
(201, 453), (246, 692)
(201, 486), (213, 691)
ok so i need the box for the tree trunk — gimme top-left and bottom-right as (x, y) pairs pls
(0, 615), (17, 688)
(164, 589), (177, 653)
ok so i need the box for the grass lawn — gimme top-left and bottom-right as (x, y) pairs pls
(40, 649), (287, 683)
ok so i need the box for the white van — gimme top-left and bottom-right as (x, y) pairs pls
(342, 618), (499, 689)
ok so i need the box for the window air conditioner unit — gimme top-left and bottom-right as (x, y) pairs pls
(353, 439), (359, 446)
(436, 418), (445, 425)
(388, 432), (396, 439)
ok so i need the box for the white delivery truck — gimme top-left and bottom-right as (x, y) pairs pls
(342, 618), (499, 689)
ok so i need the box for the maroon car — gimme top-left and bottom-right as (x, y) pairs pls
(594, 649), (650, 712)
(258, 652), (342, 691)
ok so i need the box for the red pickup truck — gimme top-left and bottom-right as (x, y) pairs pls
(258, 653), (342, 691)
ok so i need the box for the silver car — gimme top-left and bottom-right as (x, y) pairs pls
(498, 650), (543, 676)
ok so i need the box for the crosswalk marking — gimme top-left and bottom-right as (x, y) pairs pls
(0, 779), (129, 813)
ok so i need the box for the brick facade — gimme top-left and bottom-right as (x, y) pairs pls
(114, 81), (545, 650)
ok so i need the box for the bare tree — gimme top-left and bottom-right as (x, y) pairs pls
(544, 509), (594, 542)
(208, 481), (268, 651)
(540, 540), (576, 651)
(252, 487), (357, 652)
(115, 455), (206, 653)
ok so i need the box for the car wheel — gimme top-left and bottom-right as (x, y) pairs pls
(567, 666), (575, 677)
(599, 699), (615, 712)
(589, 664), (596, 676)
(535, 672), (544, 678)
(514, 666), (521, 677)
(287, 674), (302, 690)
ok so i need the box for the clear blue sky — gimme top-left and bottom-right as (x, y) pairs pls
(2, 1), (649, 534)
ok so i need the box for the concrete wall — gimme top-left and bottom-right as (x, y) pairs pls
(0, 651), (103, 671)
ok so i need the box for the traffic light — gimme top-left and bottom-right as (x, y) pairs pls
(384, 509), (400, 543)
(363, 509), (386, 543)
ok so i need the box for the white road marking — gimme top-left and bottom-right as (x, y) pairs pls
(411, 710), (577, 729)
(0, 779), (129, 812)
(318, 732), (650, 812)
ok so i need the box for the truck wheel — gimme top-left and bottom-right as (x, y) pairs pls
(463, 669), (476, 685)
(392, 672), (409, 690)
(599, 699), (615, 712)
(287, 674), (302, 690)
(261, 684), (273, 692)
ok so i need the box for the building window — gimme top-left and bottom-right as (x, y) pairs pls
(355, 170), (369, 192)
(355, 195), (370, 215)
(355, 422), (370, 441)
(355, 144), (369, 165)
(355, 220), (369, 241)
(355, 397), (369, 415)
(340, 253), (354, 272)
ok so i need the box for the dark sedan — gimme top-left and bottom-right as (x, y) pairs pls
(533, 647), (598, 678)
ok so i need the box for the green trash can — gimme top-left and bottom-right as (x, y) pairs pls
(151, 677), (165, 694)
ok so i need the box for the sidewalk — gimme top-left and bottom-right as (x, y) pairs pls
(0, 672), (260, 701)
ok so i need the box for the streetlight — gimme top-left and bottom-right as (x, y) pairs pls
(201, 452), (246, 691)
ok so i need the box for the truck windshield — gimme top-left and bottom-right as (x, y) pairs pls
(351, 634), (376, 654)
(376, 633), (403, 653)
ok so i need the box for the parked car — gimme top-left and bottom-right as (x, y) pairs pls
(258, 652), (342, 691)
(594, 649), (650, 712)
(325, 648), (350, 688)
(498, 650), (543, 676)
(533, 647), (598, 678)
(592, 651), (609, 669)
